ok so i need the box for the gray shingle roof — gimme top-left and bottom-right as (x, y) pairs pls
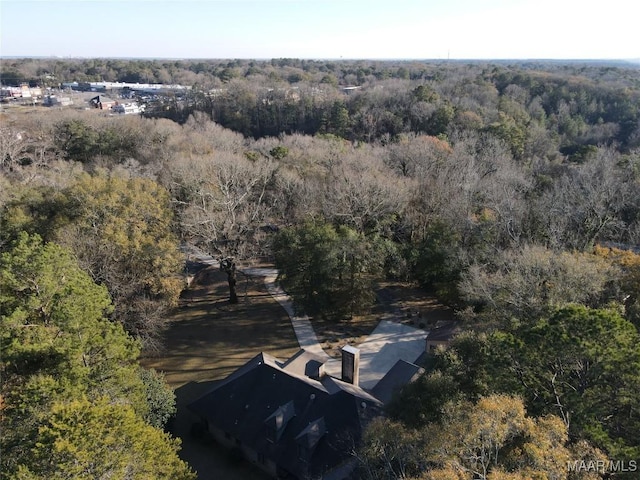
(188, 352), (382, 479)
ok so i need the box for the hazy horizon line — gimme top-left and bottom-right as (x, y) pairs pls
(2, 55), (640, 64)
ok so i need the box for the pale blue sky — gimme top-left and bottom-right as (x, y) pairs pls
(1, 0), (638, 59)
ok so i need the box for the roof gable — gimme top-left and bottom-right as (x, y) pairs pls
(426, 321), (461, 341)
(265, 400), (296, 442)
(296, 416), (326, 450)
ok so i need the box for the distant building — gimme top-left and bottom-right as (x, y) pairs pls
(0, 85), (42, 100)
(61, 82), (79, 90)
(83, 81), (191, 94)
(20, 85), (32, 98)
(340, 86), (362, 94)
(112, 102), (144, 114)
(189, 347), (422, 479)
(89, 95), (116, 110)
(0, 87), (20, 99)
(43, 95), (73, 107)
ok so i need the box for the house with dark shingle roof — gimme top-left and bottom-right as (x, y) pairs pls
(189, 347), (421, 479)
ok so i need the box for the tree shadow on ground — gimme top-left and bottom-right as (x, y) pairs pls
(142, 265), (299, 385)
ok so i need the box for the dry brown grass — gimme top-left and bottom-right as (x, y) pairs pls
(141, 266), (300, 387)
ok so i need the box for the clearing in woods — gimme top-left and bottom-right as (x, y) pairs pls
(141, 263), (453, 480)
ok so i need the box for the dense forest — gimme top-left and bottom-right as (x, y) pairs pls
(1, 58), (640, 479)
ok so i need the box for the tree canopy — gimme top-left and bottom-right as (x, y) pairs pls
(359, 395), (578, 480)
(391, 306), (640, 462)
(18, 398), (194, 480)
(2, 58), (640, 477)
(0, 233), (192, 478)
(273, 220), (384, 320)
(1, 173), (183, 347)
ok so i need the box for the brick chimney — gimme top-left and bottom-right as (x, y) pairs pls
(341, 345), (360, 386)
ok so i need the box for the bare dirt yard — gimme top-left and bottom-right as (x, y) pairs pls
(141, 265), (300, 480)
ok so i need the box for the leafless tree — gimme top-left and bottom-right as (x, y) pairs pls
(168, 150), (276, 259)
(531, 146), (632, 250)
(0, 127), (29, 169)
(459, 244), (619, 324)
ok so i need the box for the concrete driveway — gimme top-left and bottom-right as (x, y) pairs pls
(324, 320), (428, 390)
(242, 267), (330, 360)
